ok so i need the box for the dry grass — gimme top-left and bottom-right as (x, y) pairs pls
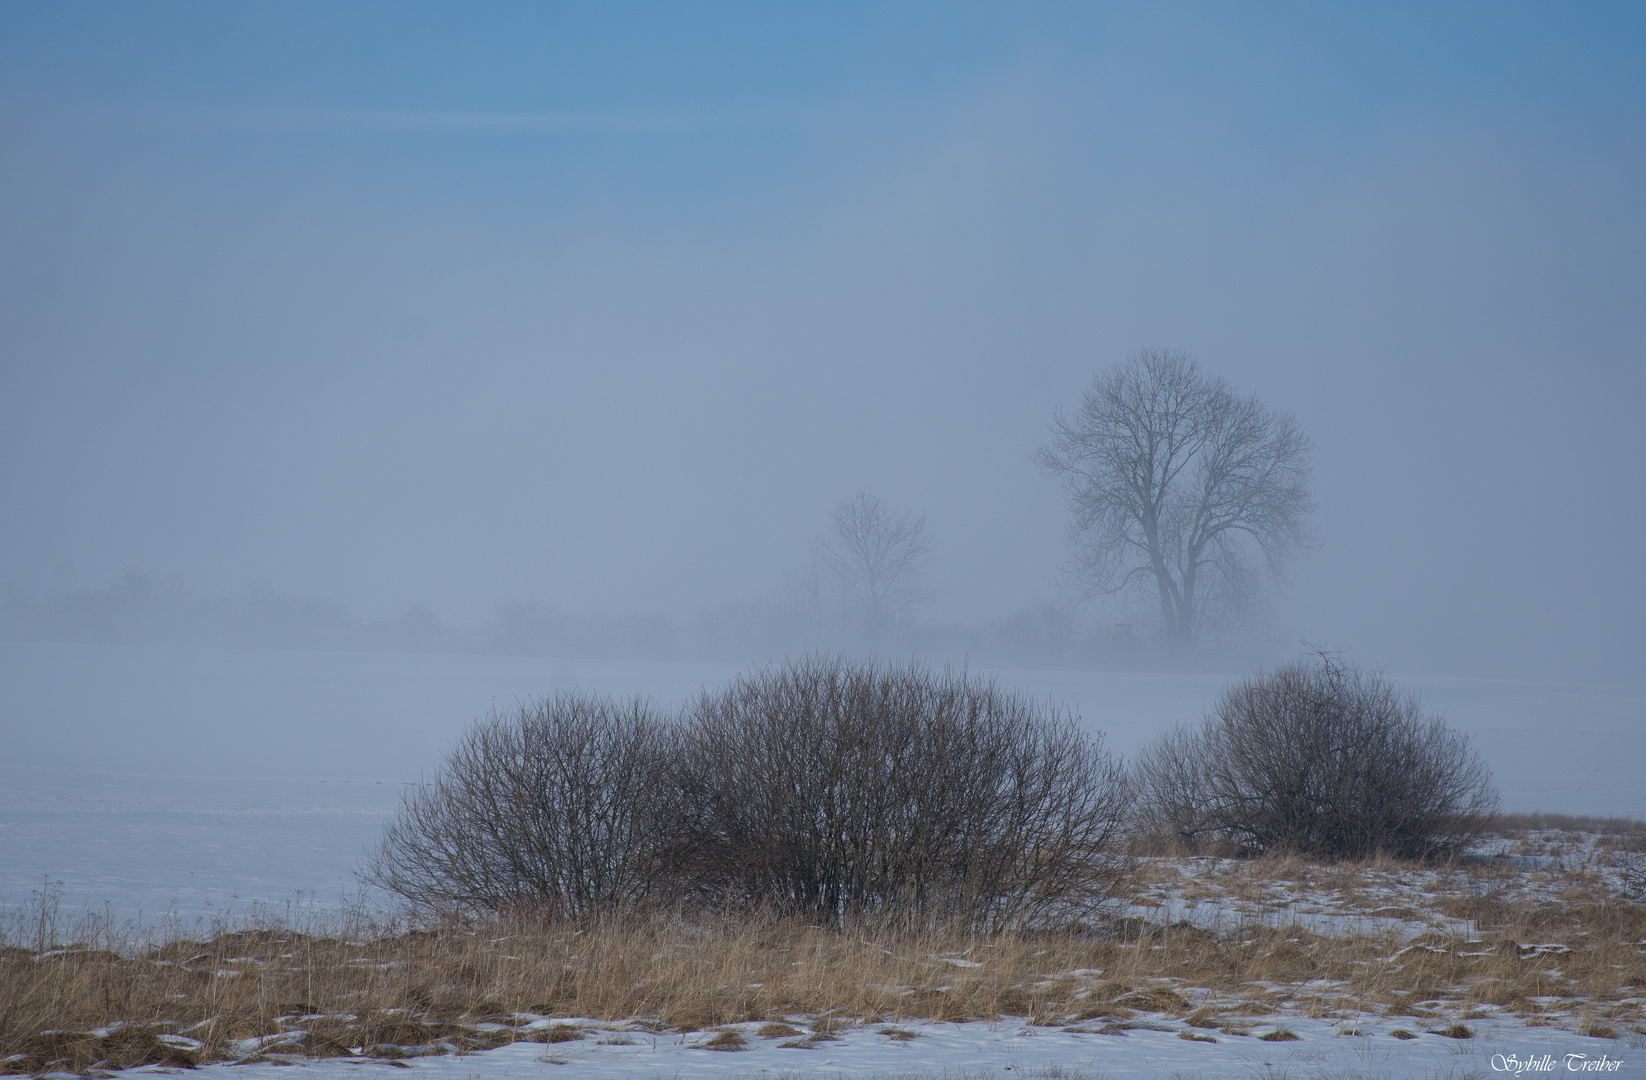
(5, 838), (1645, 1076)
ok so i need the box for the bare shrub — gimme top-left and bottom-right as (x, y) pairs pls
(1620, 855), (1646, 902)
(366, 692), (668, 919)
(1132, 724), (1227, 854)
(666, 655), (1132, 929)
(1135, 653), (1499, 860)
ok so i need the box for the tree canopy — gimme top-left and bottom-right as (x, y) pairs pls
(1036, 349), (1314, 649)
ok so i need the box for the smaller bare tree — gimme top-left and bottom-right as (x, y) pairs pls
(816, 492), (935, 642)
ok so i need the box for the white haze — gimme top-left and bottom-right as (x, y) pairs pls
(3, 45), (1643, 685)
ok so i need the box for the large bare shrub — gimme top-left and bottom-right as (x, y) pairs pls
(1136, 654), (1498, 860)
(367, 693), (668, 919)
(667, 656), (1131, 929)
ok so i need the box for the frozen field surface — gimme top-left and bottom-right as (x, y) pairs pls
(79, 1015), (1645, 1080)
(0, 766), (397, 918)
(2, 642), (1643, 916)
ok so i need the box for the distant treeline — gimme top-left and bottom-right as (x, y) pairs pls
(0, 570), (1245, 671)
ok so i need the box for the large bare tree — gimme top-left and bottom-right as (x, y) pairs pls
(1035, 349), (1313, 649)
(816, 492), (935, 642)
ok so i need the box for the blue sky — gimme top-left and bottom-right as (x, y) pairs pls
(2, 3), (1643, 682)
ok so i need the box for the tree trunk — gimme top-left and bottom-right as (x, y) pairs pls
(1176, 553), (1199, 650)
(1152, 563), (1182, 647)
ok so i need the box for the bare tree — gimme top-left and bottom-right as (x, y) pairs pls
(815, 492), (935, 642)
(1035, 349), (1314, 650)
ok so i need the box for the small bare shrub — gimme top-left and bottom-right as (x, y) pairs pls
(667, 656), (1132, 929)
(1133, 724), (1223, 852)
(367, 692), (668, 918)
(1135, 653), (1498, 860)
(1619, 855), (1646, 901)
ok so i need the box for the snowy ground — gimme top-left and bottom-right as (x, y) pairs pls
(1121, 832), (1644, 944)
(0, 766), (395, 920)
(121, 1012), (1639, 1080)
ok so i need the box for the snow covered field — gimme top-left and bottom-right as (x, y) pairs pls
(125, 1013), (1641, 1080)
(2, 641), (1643, 917)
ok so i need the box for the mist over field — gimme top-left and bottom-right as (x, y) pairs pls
(5, 4), (1644, 684)
(2, 5), (1644, 914)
